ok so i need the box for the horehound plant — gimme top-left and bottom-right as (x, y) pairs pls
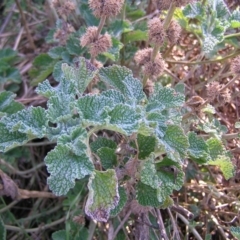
(0, 0), (239, 239)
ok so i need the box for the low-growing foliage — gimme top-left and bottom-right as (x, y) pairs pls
(0, 0), (239, 239)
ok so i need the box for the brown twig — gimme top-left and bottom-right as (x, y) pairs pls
(15, 0), (36, 50)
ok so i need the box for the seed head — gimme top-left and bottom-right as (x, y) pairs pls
(206, 82), (221, 102)
(144, 54), (165, 77)
(153, 0), (193, 10)
(89, 0), (124, 18)
(167, 20), (181, 45)
(231, 56), (240, 75)
(54, 23), (75, 45)
(52, 0), (61, 8)
(148, 18), (166, 46)
(134, 48), (152, 65)
(80, 27), (98, 47)
(89, 33), (112, 57)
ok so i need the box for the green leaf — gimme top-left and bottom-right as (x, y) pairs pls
(101, 90), (125, 105)
(107, 104), (141, 135)
(110, 187), (127, 217)
(140, 154), (162, 189)
(161, 125), (189, 162)
(207, 138), (235, 179)
(97, 147), (117, 169)
(85, 169), (119, 222)
(124, 30), (148, 43)
(99, 65), (145, 103)
(57, 126), (88, 156)
(66, 30), (86, 56)
(1, 106), (47, 139)
(155, 157), (185, 202)
(76, 95), (111, 125)
(235, 122), (240, 129)
(136, 181), (162, 207)
(0, 122), (28, 152)
(0, 48), (17, 63)
(211, 0), (230, 19)
(90, 137), (117, 153)
(61, 58), (98, 94)
(188, 132), (210, 163)
(29, 53), (58, 86)
(0, 91), (24, 116)
(45, 144), (94, 196)
(230, 226), (240, 240)
(48, 46), (66, 59)
(46, 79), (76, 123)
(147, 112), (167, 138)
(137, 134), (156, 160)
(182, 2), (204, 19)
(208, 156), (235, 180)
(0, 67), (21, 84)
(35, 80), (56, 98)
(0, 216), (6, 240)
(102, 38), (123, 61)
(147, 84), (185, 112)
(52, 230), (66, 240)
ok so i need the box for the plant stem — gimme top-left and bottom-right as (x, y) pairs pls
(220, 75), (239, 92)
(224, 31), (240, 39)
(90, 16), (107, 63)
(178, 214), (203, 240)
(87, 220), (97, 240)
(15, 0), (36, 50)
(166, 49), (240, 65)
(112, 210), (131, 240)
(156, 209), (169, 240)
(5, 217), (66, 233)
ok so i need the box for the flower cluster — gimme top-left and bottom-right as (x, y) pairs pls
(89, 0), (124, 18)
(134, 48), (165, 77)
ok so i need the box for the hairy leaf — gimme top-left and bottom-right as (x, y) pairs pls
(161, 125), (189, 162)
(107, 104), (141, 135)
(136, 181), (162, 207)
(0, 123), (28, 152)
(45, 144), (94, 196)
(140, 154), (162, 189)
(0, 91), (24, 116)
(85, 169), (119, 222)
(137, 134), (156, 160)
(99, 65), (145, 103)
(147, 84), (185, 112)
(110, 187), (127, 217)
(90, 137), (117, 153)
(76, 95), (111, 125)
(188, 132), (210, 163)
(155, 158), (184, 202)
(97, 147), (117, 169)
(61, 58), (98, 94)
(230, 226), (240, 239)
(1, 107), (47, 138)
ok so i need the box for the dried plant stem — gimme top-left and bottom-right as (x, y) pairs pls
(167, 208), (181, 240)
(5, 217), (66, 233)
(220, 75), (239, 92)
(156, 209), (169, 240)
(0, 159), (45, 177)
(0, 200), (19, 214)
(178, 214), (203, 240)
(167, 49), (240, 65)
(15, 0), (36, 50)
(111, 210), (131, 240)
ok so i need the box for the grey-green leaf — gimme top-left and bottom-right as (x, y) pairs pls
(110, 187), (127, 217)
(85, 169), (119, 222)
(90, 137), (117, 154)
(0, 123), (28, 152)
(97, 147), (117, 169)
(188, 132), (210, 163)
(0, 91), (24, 116)
(61, 57), (98, 94)
(1, 106), (47, 138)
(45, 144), (94, 196)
